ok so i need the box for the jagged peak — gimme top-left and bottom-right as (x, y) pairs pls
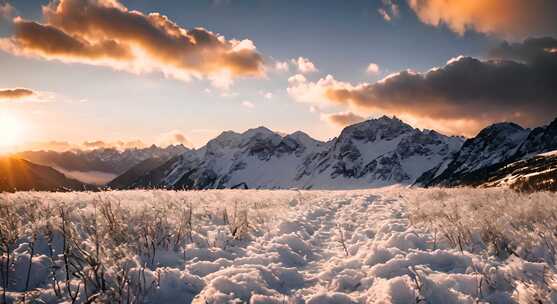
(481, 122), (524, 133)
(286, 131), (320, 142)
(210, 130), (242, 144)
(338, 115), (414, 142)
(471, 122), (527, 142)
(351, 115), (411, 129)
(288, 130), (310, 138)
(284, 131), (324, 148)
(243, 126), (277, 137)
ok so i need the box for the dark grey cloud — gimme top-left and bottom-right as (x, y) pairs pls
(489, 37), (557, 64)
(324, 38), (557, 134)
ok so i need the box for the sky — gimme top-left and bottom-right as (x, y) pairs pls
(0, 0), (556, 152)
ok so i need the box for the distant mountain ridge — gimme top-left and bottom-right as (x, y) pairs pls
(15, 145), (189, 184)
(117, 116), (464, 190)
(6, 116), (557, 193)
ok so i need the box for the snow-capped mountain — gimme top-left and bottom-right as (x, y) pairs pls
(16, 144), (189, 178)
(515, 118), (557, 157)
(420, 117), (557, 190)
(122, 116), (464, 190)
(417, 122), (530, 186)
(130, 127), (325, 189)
(296, 117), (463, 188)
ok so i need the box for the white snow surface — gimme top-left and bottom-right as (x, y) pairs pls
(1, 188), (557, 303)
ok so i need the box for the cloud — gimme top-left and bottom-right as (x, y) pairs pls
(82, 140), (110, 149)
(489, 37), (557, 63)
(288, 74), (307, 84)
(408, 0), (557, 39)
(366, 63), (380, 75)
(287, 74), (352, 104)
(323, 111), (366, 127)
(275, 61), (289, 72)
(158, 130), (193, 148)
(82, 140), (146, 150)
(241, 100), (255, 108)
(0, 88), (35, 100)
(289, 39), (557, 136)
(292, 57), (318, 74)
(273, 57), (317, 74)
(0, 88), (83, 104)
(0, 0), (265, 87)
(378, 0), (400, 22)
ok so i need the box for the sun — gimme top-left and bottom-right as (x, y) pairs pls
(0, 112), (25, 153)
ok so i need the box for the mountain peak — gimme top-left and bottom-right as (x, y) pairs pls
(339, 115), (414, 142)
(355, 115), (411, 130)
(243, 126), (276, 137)
(477, 122), (525, 137)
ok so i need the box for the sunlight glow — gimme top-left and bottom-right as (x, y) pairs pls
(0, 112), (25, 153)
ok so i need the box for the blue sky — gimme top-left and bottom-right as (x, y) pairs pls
(0, 0), (555, 151)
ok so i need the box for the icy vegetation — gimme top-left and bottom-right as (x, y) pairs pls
(1, 188), (557, 303)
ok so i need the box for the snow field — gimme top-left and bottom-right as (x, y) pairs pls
(0, 188), (556, 303)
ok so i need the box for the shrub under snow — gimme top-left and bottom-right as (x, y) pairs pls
(0, 188), (555, 303)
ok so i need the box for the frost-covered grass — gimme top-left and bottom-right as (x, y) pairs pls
(0, 188), (556, 303)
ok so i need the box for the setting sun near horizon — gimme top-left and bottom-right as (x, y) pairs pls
(0, 111), (25, 153)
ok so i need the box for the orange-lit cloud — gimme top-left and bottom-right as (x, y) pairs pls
(292, 57), (318, 74)
(408, 0), (557, 39)
(323, 112), (366, 127)
(0, 0), (265, 86)
(289, 38), (557, 136)
(0, 88), (35, 100)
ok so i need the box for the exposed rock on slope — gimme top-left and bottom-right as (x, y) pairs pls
(122, 116), (463, 190)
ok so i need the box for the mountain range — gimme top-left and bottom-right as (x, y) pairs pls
(120, 116), (463, 190)
(3, 116), (557, 192)
(417, 118), (557, 191)
(15, 144), (188, 185)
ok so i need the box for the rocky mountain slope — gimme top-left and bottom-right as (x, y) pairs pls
(118, 116), (464, 190)
(106, 157), (170, 189)
(0, 157), (88, 192)
(419, 118), (557, 191)
(483, 150), (557, 192)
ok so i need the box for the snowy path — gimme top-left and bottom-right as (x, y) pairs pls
(191, 190), (542, 303)
(192, 191), (434, 303)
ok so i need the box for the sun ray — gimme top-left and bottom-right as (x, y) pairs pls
(0, 112), (25, 153)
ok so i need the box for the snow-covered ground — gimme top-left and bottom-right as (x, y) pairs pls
(1, 188), (556, 303)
